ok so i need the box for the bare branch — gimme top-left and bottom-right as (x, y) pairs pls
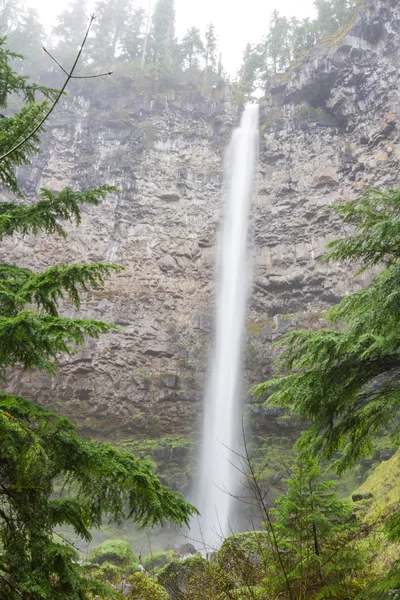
(43, 47), (113, 79)
(0, 14), (112, 163)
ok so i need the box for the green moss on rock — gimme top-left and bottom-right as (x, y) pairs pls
(158, 555), (231, 599)
(143, 550), (179, 572)
(88, 539), (138, 568)
(217, 532), (270, 587)
(127, 572), (170, 599)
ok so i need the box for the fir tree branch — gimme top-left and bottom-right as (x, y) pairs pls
(0, 14), (111, 163)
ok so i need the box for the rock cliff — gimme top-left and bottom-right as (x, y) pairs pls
(3, 0), (400, 491)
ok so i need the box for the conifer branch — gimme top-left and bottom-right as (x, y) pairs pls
(0, 14), (112, 163)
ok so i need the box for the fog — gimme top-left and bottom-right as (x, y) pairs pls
(26, 0), (316, 74)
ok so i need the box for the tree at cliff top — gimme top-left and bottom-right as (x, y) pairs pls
(52, 0), (89, 68)
(89, 0), (132, 66)
(204, 23), (217, 73)
(180, 27), (204, 70)
(0, 34), (197, 600)
(240, 0), (362, 95)
(148, 0), (177, 76)
(252, 188), (400, 593)
(0, 2), (44, 79)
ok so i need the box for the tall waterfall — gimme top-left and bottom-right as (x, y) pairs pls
(193, 104), (259, 550)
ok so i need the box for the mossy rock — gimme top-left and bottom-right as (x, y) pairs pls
(143, 550), (179, 572)
(126, 572), (169, 599)
(88, 539), (138, 568)
(217, 532), (271, 586)
(158, 555), (231, 599)
(224, 586), (269, 599)
(81, 561), (125, 585)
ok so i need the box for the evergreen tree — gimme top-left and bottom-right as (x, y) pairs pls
(0, 30), (197, 600)
(0, 0), (24, 36)
(2, 6), (45, 78)
(314, 0), (358, 37)
(0, 37), (58, 193)
(204, 22), (217, 73)
(252, 188), (400, 592)
(52, 0), (89, 68)
(239, 43), (265, 96)
(121, 6), (146, 61)
(270, 455), (368, 599)
(290, 17), (318, 55)
(253, 189), (400, 472)
(239, 0), (362, 95)
(267, 10), (292, 75)
(180, 26), (204, 70)
(89, 0), (130, 66)
(149, 0), (176, 75)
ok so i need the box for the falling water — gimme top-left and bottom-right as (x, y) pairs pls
(193, 104), (259, 550)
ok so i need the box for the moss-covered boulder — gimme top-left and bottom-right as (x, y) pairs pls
(81, 561), (123, 585)
(225, 587), (269, 599)
(217, 532), (271, 587)
(88, 539), (138, 568)
(158, 555), (231, 599)
(142, 550), (179, 572)
(126, 572), (169, 599)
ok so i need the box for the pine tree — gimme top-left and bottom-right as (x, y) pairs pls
(239, 42), (265, 96)
(290, 17), (318, 55)
(267, 11), (292, 75)
(0, 37), (58, 194)
(252, 187), (400, 596)
(0, 30), (197, 600)
(180, 27), (204, 70)
(121, 7), (146, 61)
(89, 0), (130, 66)
(2, 6), (45, 78)
(149, 0), (176, 75)
(271, 455), (369, 599)
(52, 0), (89, 68)
(0, 0), (25, 36)
(204, 23), (217, 73)
(253, 189), (400, 472)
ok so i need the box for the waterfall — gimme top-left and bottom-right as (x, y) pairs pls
(192, 104), (259, 550)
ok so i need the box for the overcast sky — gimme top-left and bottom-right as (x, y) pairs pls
(26, 0), (317, 74)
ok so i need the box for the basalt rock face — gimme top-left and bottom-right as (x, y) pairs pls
(245, 0), (400, 389)
(3, 84), (238, 446)
(3, 0), (400, 486)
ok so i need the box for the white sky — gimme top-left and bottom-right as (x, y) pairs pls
(26, 0), (317, 75)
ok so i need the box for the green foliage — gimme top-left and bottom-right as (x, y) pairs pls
(0, 185), (117, 238)
(0, 3), (46, 79)
(252, 188), (400, 595)
(88, 540), (138, 567)
(252, 189), (400, 473)
(217, 532), (270, 588)
(142, 550), (178, 572)
(239, 0), (363, 96)
(127, 572), (170, 599)
(0, 36), (58, 194)
(0, 392), (197, 599)
(148, 0), (177, 76)
(270, 455), (368, 599)
(180, 27), (204, 70)
(0, 32), (197, 600)
(158, 555), (231, 600)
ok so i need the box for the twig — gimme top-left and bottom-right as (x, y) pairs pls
(0, 14), (112, 163)
(43, 47), (113, 79)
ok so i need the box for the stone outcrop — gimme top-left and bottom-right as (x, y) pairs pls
(3, 0), (400, 489)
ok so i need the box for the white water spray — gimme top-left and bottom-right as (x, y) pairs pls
(193, 105), (259, 549)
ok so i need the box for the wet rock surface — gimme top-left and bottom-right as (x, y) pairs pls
(3, 0), (400, 481)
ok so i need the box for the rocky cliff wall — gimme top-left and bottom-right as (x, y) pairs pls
(3, 0), (400, 491)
